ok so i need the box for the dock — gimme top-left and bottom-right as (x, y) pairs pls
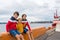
(35, 26), (60, 40)
(35, 31), (60, 40)
(46, 31), (60, 40)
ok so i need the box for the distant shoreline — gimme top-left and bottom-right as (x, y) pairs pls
(0, 22), (7, 24)
(0, 21), (52, 24)
(31, 21), (52, 23)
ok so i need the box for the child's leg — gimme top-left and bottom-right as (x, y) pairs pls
(30, 32), (34, 40)
(16, 34), (21, 40)
(16, 30), (24, 40)
(26, 31), (31, 40)
(10, 30), (21, 40)
(19, 34), (24, 40)
(24, 28), (31, 40)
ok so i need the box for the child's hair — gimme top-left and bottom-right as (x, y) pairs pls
(22, 14), (27, 18)
(13, 11), (19, 16)
(18, 18), (22, 21)
(18, 18), (20, 21)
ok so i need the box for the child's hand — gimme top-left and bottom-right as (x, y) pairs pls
(30, 30), (32, 33)
(24, 22), (26, 24)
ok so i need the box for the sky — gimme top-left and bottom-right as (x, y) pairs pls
(0, 0), (60, 22)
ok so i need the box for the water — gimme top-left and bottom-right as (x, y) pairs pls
(0, 23), (52, 33)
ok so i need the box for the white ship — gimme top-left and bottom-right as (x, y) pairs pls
(53, 10), (60, 32)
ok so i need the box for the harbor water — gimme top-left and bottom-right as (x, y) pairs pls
(0, 23), (52, 33)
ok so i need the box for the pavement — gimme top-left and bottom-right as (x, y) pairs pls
(35, 30), (60, 40)
(46, 31), (60, 40)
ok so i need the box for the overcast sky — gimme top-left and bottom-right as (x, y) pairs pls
(0, 0), (60, 22)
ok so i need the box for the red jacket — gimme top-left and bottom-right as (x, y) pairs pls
(22, 20), (31, 31)
(6, 16), (17, 32)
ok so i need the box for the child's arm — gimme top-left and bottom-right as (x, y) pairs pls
(23, 23), (26, 27)
(6, 21), (11, 32)
(16, 24), (19, 30)
(26, 22), (32, 31)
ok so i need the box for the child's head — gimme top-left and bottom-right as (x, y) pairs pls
(13, 11), (19, 19)
(22, 14), (27, 19)
(18, 18), (22, 23)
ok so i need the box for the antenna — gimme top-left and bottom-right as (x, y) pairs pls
(54, 9), (58, 18)
(56, 9), (58, 16)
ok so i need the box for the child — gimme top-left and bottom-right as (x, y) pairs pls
(16, 18), (24, 40)
(6, 12), (24, 40)
(22, 14), (34, 40)
(16, 18), (24, 33)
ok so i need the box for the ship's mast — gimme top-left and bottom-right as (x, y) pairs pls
(54, 10), (59, 19)
(52, 10), (59, 28)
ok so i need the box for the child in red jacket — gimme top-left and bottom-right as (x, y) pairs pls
(22, 14), (34, 40)
(6, 12), (24, 40)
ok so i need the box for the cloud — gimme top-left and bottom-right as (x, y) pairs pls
(0, 0), (60, 22)
(0, 0), (13, 9)
(0, 15), (10, 22)
(27, 16), (44, 22)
